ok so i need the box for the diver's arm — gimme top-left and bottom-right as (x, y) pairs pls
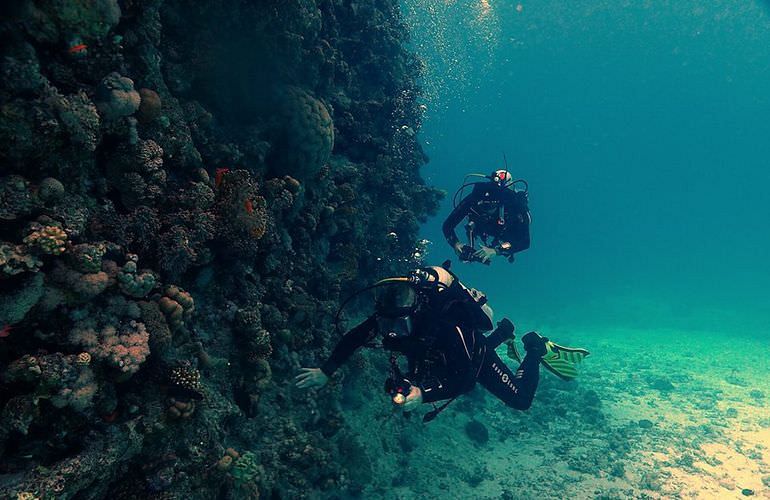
(442, 190), (478, 249)
(320, 315), (378, 376)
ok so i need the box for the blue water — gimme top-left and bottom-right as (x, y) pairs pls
(405, 0), (770, 334)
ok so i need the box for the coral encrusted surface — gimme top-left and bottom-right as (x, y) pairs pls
(0, 1), (441, 498)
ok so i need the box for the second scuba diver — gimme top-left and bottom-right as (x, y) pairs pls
(295, 264), (588, 422)
(443, 169), (531, 264)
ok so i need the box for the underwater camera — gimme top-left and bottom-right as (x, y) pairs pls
(384, 375), (413, 405)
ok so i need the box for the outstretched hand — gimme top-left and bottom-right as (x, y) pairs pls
(401, 385), (423, 411)
(294, 367), (328, 389)
(473, 245), (497, 264)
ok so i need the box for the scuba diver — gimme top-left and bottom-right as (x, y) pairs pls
(295, 264), (588, 422)
(443, 168), (531, 264)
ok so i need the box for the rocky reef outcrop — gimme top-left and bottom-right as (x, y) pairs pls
(0, 1), (441, 498)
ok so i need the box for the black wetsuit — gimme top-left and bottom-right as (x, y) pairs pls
(321, 314), (541, 411)
(443, 182), (531, 260)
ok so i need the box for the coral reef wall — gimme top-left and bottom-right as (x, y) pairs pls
(0, 1), (441, 498)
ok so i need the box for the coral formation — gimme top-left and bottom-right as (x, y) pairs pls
(95, 72), (141, 121)
(0, 0), (440, 497)
(269, 85), (335, 180)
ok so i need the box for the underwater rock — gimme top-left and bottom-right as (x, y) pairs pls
(0, 272), (44, 325)
(464, 419), (490, 445)
(638, 419), (654, 429)
(649, 378), (675, 392)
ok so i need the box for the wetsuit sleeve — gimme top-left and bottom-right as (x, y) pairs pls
(419, 325), (478, 403)
(320, 316), (378, 376)
(442, 188), (480, 248)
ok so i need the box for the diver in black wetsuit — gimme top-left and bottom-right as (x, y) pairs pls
(295, 265), (549, 421)
(443, 169), (531, 264)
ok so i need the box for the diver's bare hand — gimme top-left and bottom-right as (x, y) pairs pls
(473, 245), (497, 264)
(294, 367), (328, 389)
(402, 385), (423, 411)
(453, 242), (466, 257)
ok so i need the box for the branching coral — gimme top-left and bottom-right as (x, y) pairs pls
(235, 308), (273, 360)
(231, 451), (263, 495)
(213, 169), (268, 258)
(69, 302), (150, 376)
(48, 91), (100, 151)
(117, 254), (157, 298)
(50, 261), (111, 302)
(23, 221), (68, 255)
(67, 243), (107, 273)
(3, 353), (98, 413)
(107, 139), (167, 209)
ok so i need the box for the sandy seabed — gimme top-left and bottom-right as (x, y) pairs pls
(341, 327), (769, 499)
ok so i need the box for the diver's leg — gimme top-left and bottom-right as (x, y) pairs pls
(477, 348), (540, 410)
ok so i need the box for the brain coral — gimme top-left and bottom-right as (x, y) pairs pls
(271, 86), (334, 180)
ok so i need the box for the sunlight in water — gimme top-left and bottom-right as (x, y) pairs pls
(402, 0), (503, 114)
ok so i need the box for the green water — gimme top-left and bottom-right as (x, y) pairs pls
(371, 2), (770, 497)
(405, 0), (770, 334)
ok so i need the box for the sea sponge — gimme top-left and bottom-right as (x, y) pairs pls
(271, 85), (334, 180)
(95, 72), (141, 121)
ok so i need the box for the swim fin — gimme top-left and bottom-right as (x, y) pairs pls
(506, 332), (590, 381)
